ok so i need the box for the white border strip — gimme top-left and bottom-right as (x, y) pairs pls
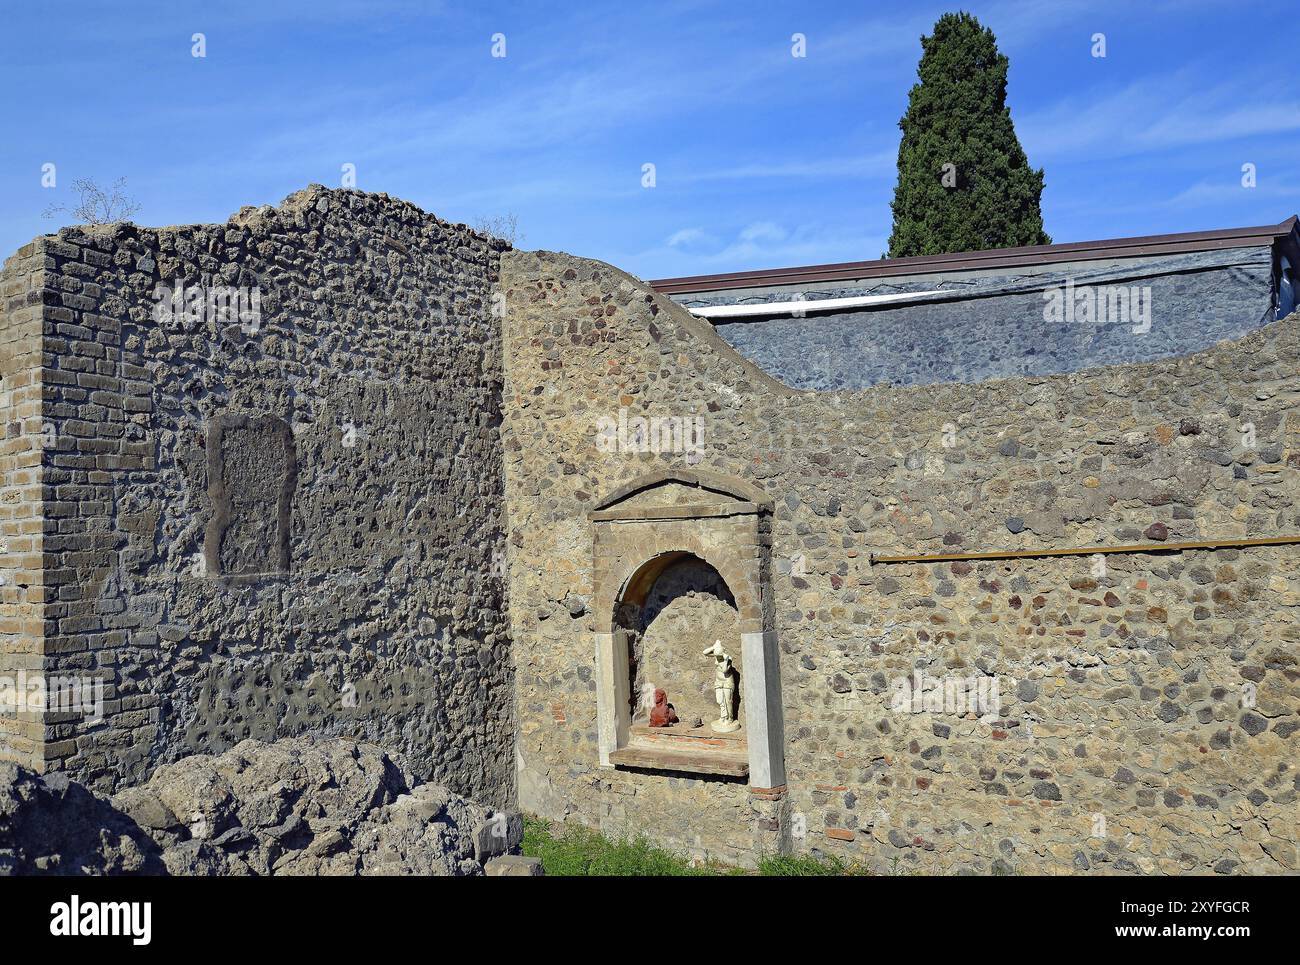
(687, 290), (947, 319)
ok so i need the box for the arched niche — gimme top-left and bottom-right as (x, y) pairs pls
(615, 551), (741, 729)
(588, 470), (785, 789)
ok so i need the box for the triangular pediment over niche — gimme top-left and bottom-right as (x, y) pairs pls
(592, 469), (772, 514)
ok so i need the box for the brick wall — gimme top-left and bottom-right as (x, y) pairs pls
(0, 243), (48, 769)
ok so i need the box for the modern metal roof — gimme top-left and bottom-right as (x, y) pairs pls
(648, 216), (1300, 296)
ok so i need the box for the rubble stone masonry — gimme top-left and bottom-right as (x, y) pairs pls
(3, 187), (1296, 874)
(501, 248), (1298, 873)
(0, 188), (514, 807)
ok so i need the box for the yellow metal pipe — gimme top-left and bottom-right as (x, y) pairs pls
(870, 534), (1300, 564)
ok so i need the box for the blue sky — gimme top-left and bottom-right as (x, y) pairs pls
(2, 0), (1297, 279)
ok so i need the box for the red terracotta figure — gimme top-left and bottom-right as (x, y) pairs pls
(649, 688), (679, 727)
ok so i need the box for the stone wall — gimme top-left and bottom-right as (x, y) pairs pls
(501, 248), (1299, 873)
(3, 187), (515, 806)
(5, 186), (1296, 873)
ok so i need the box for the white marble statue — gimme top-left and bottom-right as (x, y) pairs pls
(701, 639), (740, 732)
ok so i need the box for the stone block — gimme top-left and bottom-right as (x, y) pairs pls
(484, 854), (544, 876)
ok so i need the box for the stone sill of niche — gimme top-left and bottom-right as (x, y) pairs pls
(609, 724), (749, 778)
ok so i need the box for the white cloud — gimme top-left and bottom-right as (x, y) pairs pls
(665, 227), (716, 250)
(738, 222), (788, 244)
(1160, 177), (1300, 209)
(633, 221), (889, 278)
(677, 152), (897, 185)
(1021, 72), (1300, 161)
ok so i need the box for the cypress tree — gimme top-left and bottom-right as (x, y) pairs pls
(887, 12), (1050, 257)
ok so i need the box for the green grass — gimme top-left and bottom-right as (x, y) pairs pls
(521, 816), (721, 875)
(756, 853), (859, 876)
(522, 816), (870, 876)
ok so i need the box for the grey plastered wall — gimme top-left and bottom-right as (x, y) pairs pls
(690, 248), (1278, 389)
(25, 187), (514, 803)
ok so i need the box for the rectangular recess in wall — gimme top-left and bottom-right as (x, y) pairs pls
(204, 414), (297, 578)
